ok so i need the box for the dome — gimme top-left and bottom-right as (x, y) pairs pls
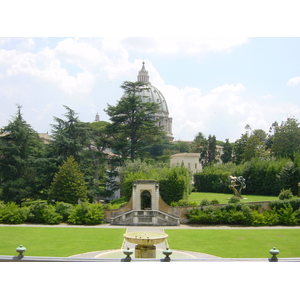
(121, 62), (173, 141)
(136, 62), (169, 114)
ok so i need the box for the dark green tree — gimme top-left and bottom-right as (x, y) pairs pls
(272, 118), (300, 160)
(191, 132), (206, 153)
(243, 135), (266, 162)
(0, 105), (43, 205)
(207, 134), (217, 165)
(48, 156), (88, 204)
(233, 133), (249, 164)
(105, 81), (165, 162)
(48, 106), (90, 164)
(221, 139), (233, 163)
(82, 120), (118, 200)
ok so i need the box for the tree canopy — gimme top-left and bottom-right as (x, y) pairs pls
(105, 81), (165, 162)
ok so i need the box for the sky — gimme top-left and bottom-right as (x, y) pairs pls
(1, 1), (299, 144)
(1, 37), (299, 143)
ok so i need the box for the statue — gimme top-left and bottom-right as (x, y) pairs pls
(228, 175), (246, 199)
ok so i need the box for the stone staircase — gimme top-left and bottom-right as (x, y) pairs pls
(110, 210), (180, 226)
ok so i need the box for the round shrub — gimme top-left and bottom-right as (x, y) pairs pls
(27, 202), (48, 223)
(200, 199), (210, 206)
(211, 199), (219, 205)
(228, 196), (241, 203)
(278, 189), (293, 200)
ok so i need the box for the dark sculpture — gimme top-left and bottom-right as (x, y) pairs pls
(229, 175), (246, 199)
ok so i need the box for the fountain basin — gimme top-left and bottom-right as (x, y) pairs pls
(123, 231), (168, 246)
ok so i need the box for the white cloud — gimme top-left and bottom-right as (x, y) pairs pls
(261, 94), (273, 99)
(287, 77), (300, 86)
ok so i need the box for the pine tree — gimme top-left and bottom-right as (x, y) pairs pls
(0, 105), (43, 205)
(49, 156), (88, 204)
(105, 81), (165, 162)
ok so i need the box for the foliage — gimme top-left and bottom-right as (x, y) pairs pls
(0, 105), (44, 205)
(67, 202), (104, 225)
(42, 205), (63, 224)
(0, 202), (29, 224)
(278, 188), (293, 200)
(211, 199), (220, 205)
(119, 160), (191, 205)
(170, 199), (197, 206)
(228, 196), (241, 203)
(272, 117), (300, 160)
(194, 157), (300, 196)
(55, 202), (74, 222)
(220, 139), (233, 163)
(263, 208), (280, 226)
(200, 199), (210, 206)
(48, 156), (88, 204)
(24, 201), (62, 224)
(27, 202), (49, 223)
(277, 204), (299, 225)
(104, 81), (165, 161)
(48, 106), (90, 164)
(105, 197), (128, 210)
(192, 132), (218, 167)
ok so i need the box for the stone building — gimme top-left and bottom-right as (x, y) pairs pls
(132, 62), (173, 141)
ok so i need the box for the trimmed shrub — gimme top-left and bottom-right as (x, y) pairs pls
(211, 199), (219, 205)
(171, 199), (196, 206)
(42, 205), (62, 224)
(67, 202), (104, 225)
(27, 202), (48, 223)
(228, 196), (241, 203)
(55, 202), (74, 222)
(200, 199), (210, 206)
(277, 204), (299, 225)
(221, 209), (246, 225)
(263, 209), (279, 226)
(278, 188), (293, 200)
(251, 210), (265, 226)
(0, 202), (29, 224)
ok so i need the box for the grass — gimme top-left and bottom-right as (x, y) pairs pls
(165, 228), (300, 258)
(0, 227), (126, 257)
(188, 192), (279, 204)
(1, 226), (299, 258)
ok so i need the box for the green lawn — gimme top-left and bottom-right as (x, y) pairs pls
(1, 226), (300, 258)
(188, 192), (279, 204)
(165, 228), (300, 258)
(0, 227), (126, 257)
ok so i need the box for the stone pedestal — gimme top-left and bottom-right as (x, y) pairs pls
(135, 245), (156, 258)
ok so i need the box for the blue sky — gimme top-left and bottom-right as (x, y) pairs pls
(0, 37), (299, 143)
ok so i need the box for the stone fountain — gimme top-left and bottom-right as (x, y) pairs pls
(123, 231), (168, 258)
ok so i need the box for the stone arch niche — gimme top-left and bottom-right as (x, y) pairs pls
(132, 180), (159, 211)
(109, 179), (180, 225)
